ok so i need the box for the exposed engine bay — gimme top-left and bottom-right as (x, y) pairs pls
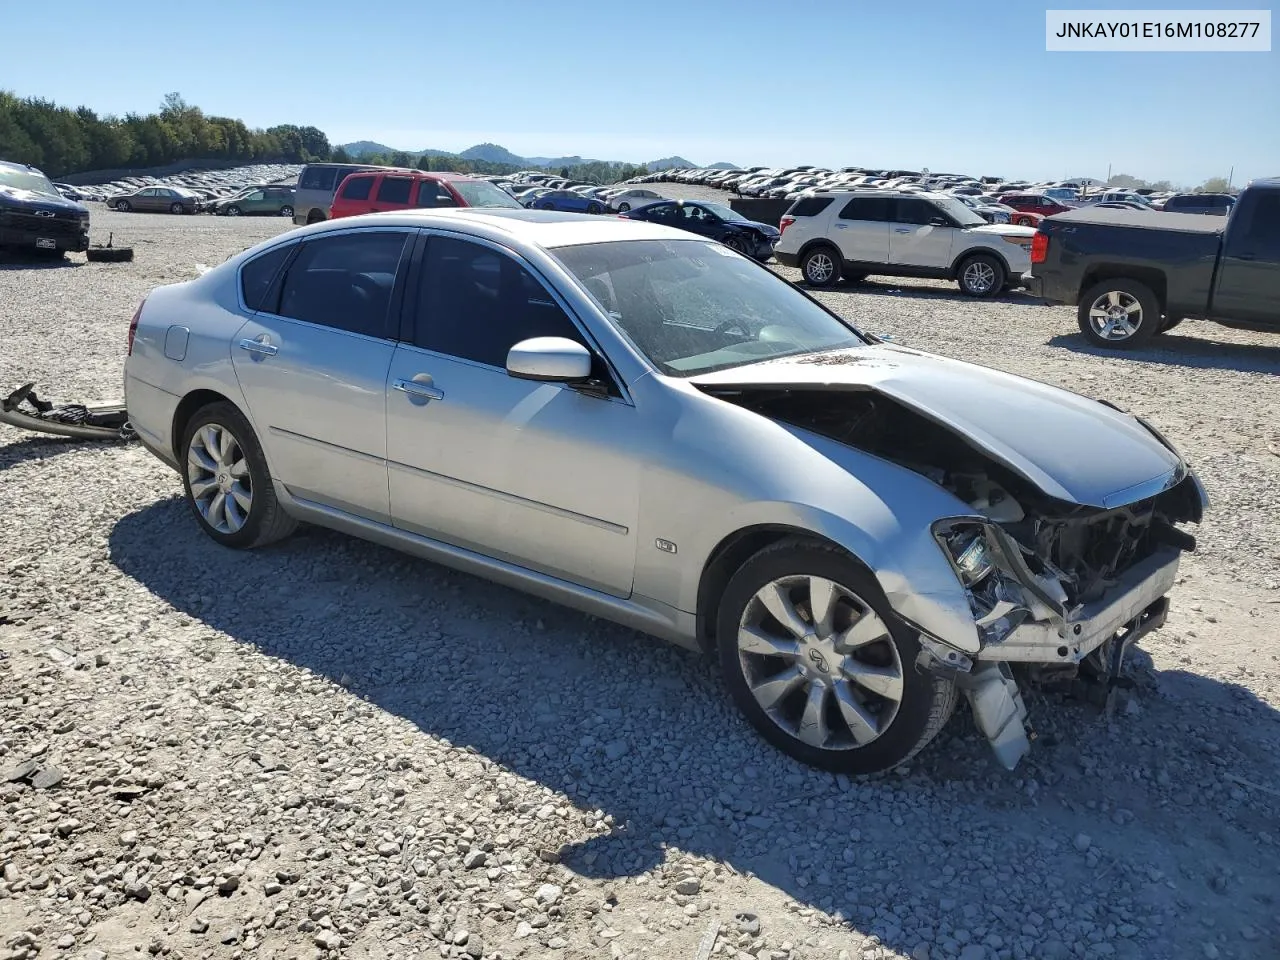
(703, 384), (1203, 607)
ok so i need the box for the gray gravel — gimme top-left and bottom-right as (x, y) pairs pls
(2, 201), (1279, 960)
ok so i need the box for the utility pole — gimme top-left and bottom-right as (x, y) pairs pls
(1228, 166), (1234, 189)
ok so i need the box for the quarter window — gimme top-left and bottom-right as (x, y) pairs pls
(240, 244), (294, 312)
(340, 175), (374, 200)
(275, 231), (408, 338)
(300, 167), (337, 190)
(415, 237), (583, 367)
(838, 197), (892, 222)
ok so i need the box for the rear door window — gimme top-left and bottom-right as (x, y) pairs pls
(275, 231), (410, 338)
(787, 197), (833, 217)
(838, 197), (892, 222)
(377, 177), (413, 204)
(892, 198), (937, 225)
(415, 181), (457, 208)
(340, 175), (375, 201)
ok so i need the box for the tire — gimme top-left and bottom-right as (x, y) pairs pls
(1076, 278), (1161, 349)
(169, 202), (185, 215)
(723, 233), (751, 255)
(618, 202), (631, 212)
(587, 202), (602, 215)
(841, 272), (868, 286)
(226, 205), (242, 217)
(800, 245), (841, 287)
(1157, 314), (1184, 334)
(280, 205), (294, 219)
(180, 402), (298, 549)
(306, 210), (325, 225)
(86, 246), (134, 263)
(956, 253), (1005, 298)
(717, 538), (957, 774)
(116, 200), (132, 212)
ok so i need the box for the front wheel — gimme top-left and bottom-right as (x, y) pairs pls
(800, 246), (841, 287)
(181, 402), (298, 549)
(956, 253), (1005, 298)
(717, 538), (957, 774)
(1077, 278), (1161, 349)
(723, 233), (751, 255)
(116, 200), (132, 212)
(226, 205), (242, 217)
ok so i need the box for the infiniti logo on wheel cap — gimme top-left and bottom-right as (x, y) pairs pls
(807, 648), (830, 673)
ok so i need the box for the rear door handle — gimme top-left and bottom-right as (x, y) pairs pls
(394, 378), (444, 401)
(894, 228), (911, 234)
(238, 337), (277, 357)
(834, 223), (849, 229)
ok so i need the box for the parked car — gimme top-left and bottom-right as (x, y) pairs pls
(0, 160), (90, 255)
(329, 170), (522, 219)
(293, 162), (383, 225)
(953, 194), (1013, 224)
(211, 185), (296, 217)
(123, 207), (1208, 774)
(1160, 193), (1235, 216)
(1027, 177), (1279, 348)
(106, 185), (202, 214)
(776, 191), (1036, 297)
(997, 192), (1076, 220)
(620, 199), (780, 261)
(606, 188), (666, 212)
(526, 189), (607, 214)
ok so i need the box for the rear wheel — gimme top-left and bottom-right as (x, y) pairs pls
(800, 246), (841, 287)
(956, 253), (1005, 297)
(180, 402), (297, 549)
(169, 202), (186, 215)
(587, 202), (602, 215)
(1077, 278), (1161, 349)
(280, 205), (294, 219)
(717, 538), (957, 774)
(306, 209), (325, 224)
(618, 202), (631, 212)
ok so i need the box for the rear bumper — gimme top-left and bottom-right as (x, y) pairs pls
(0, 226), (90, 252)
(774, 250), (800, 268)
(1021, 272), (1043, 298)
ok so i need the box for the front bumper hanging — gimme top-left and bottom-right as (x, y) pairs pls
(0, 382), (134, 442)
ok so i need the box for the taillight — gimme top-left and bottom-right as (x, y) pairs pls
(1030, 232), (1049, 264)
(126, 299), (145, 355)
(779, 215), (796, 237)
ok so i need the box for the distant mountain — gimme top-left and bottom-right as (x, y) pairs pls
(646, 156), (695, 171)
(336, 142), (719, 172)
(708, 161), (739, 169)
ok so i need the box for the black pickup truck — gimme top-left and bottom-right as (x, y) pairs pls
(1026, 177), (1279, 349)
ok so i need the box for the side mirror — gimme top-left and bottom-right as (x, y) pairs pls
(506, 337), (593, 383)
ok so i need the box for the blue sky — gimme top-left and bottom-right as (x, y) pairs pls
(5, 0), (1275, 186)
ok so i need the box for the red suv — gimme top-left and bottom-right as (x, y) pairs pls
(997, 192), (1075, 218)
(328, 170), (522, 219)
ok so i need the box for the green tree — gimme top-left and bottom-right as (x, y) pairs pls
(1200, 176), (1230, 193)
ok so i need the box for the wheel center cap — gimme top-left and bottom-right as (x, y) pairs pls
(798, 634), (841, 683)
(216, 472), (231, 492)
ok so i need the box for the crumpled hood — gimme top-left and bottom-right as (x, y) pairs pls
(689, 344), (1184, 508)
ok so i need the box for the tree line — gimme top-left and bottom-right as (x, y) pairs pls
(0, 91), (650, 185)
(1, 92), (331, 177)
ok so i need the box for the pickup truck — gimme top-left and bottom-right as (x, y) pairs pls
(1025, 177), (1279, 349)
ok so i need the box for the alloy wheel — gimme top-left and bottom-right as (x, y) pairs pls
(1088, 290), (1143, 341)
(962, 260), (997, 294)
(805, 251), (835, 283)
(187, 423), (253, 535)
(737, 575), (904, 750)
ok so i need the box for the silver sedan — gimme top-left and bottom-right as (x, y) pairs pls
(124, 209), (1208, 774)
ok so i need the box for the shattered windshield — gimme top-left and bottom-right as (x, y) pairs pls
(553, 238), (867, 377)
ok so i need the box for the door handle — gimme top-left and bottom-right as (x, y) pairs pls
(894, 228), (911, 234)
(1234, 252), (1257, 262)
(393, 378), (444, 401)
(238, 337), (277, 357)
(834, 223), (849, 229)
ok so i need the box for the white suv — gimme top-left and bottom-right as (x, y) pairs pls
(774, 191), (1037, 297)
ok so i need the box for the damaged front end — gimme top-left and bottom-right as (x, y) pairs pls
(0, 382), (134, 442)
(705, 381), (1208, 770)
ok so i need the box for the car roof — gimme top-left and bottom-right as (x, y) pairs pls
(285, 207), (691, 249)
(345, 169), (481, 182)
(808, 189), (954, 200)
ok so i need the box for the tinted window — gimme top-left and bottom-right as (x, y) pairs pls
(240, 244), (294, 312)
(276, 231), (408, 338)
(377, 177), (413, 204)
(416, 237), (582, 367)
(788, 197), (834, 217)
(299, 167), (337, 191)
(838, 197), (892, 222)
(1233, 192), (1280, 255)
(893, 198), (938, 225)
(340, 175), (374, 200)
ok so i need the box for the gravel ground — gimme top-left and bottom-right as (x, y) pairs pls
(2, 201), (1280, 960)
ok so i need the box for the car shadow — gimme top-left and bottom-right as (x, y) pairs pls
(107, 498), (1280, 956)
(0, 252), (81, 270)
(0, 434), (111, 471)
(802, 277), (1039, 306)
(1048, 331), (1280, 375)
